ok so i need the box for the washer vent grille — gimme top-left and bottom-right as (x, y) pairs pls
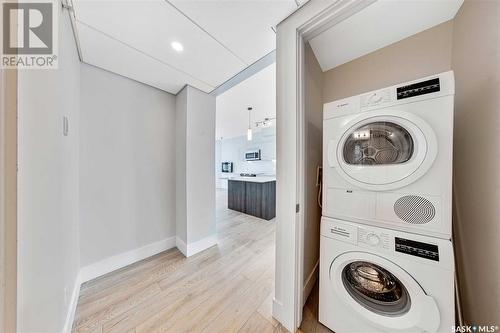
(394, 195), (435, 224)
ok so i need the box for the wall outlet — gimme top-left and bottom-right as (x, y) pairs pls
(64, 286), (69, 304)
(316, 166), (323, 186)
(63, 116), (69, 136)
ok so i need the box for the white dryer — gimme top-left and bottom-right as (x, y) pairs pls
(323, 71), (454, 239)
(319, 217), (454, 333)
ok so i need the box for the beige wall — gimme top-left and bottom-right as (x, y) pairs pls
(303, 44), (323, 300)
(451, 0), (500, 325)
(1, 1), (18, 329)
(322, 20), (454, 103)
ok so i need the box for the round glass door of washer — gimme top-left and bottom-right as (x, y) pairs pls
(329, 252), (441, 333)
(342, 261), (411, 316)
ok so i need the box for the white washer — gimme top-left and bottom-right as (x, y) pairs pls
(319, 217), (454, 333)
(323, 71), (454, 239)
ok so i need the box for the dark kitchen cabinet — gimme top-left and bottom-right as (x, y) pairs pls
(228, 180), (246, 212)
(228, 180), (276, 220)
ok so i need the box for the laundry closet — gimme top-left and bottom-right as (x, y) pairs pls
(300, 0), (499, 331)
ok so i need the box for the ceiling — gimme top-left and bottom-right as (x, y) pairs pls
(72, 0), (302, 94)
(309, 0), (464, 72)
(216, 63), (275, 140)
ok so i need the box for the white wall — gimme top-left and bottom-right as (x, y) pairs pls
(17, 5), (81, 332)
(175, 87), (188, 244)
(215, 61), (277, 189)
(186, 87), (216, 244)
(176, 86), (216, 255)
(216, 63), (276, 139)
(274, 1), (335, 330)
(215, 127), (276, 188)
(79, 64), (177, 267)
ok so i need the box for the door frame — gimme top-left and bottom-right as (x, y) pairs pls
(274, 0), (376, 331)
(1, 0), (18, 329)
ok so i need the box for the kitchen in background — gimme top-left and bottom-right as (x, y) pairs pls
(215, 125), (276, 189)
(215, 62), (276, 220)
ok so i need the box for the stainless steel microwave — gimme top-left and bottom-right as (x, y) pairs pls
(221, 162), (233, 173)
(245, 150), (261, 161)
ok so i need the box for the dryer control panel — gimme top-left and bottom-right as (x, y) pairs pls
(396, 78), (440, 100)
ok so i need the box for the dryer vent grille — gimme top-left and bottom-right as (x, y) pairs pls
(394, 195), (435, 224)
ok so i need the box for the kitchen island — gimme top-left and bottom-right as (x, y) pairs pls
(228, 176), (276, 220)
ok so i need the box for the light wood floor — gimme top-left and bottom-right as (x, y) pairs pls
(73, 189), (330, 333)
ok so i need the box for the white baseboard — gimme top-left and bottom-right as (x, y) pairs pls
(272, 297), (284, 324)
(186, 234), (217, 257)
(62, 274), (81, 333)
(176, 236), (187, 256)
(177, 234), (217, 257)
(273, 298), (294, 332)
(79, 236), (176, 283)
(303, 260), (319, 306)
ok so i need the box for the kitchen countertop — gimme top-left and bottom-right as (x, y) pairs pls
(228, 175), (276, 183)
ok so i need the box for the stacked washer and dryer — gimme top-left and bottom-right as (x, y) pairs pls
(319, 71), (455, 333)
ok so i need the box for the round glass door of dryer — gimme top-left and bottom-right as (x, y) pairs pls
(343, 122), (414, 166)
(329, 110), (438, 191)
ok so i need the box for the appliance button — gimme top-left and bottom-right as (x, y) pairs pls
(369, 93), (383, 104)
(366, 233), (380, 246)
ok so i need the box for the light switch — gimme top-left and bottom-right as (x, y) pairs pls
(63, 116), (69, 136)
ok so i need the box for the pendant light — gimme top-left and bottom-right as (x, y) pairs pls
(247, 107), (253, 141)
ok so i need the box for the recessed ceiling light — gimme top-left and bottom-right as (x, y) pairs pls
(171, 41), (183, 52)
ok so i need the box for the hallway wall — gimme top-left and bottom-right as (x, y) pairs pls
(175, 85), (216, 255)
(79, 64), (177, 267)
(17, 6), (81, 332)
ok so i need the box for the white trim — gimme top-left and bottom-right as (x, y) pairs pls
(79, 236), (176, 283)
(175, 237), (188, 257)
(296, 27), (306, 327)
(176, 234), (217, 257)
(211, 50), (276, 96)
(272, 298), (284, 324)
(275, 1), (378, 331)
(62, 275), (81, 333)
(303, 260), (319, 306)
(187, 234), (217, 257)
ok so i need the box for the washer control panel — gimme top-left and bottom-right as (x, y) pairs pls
(358, 227), (390, 249)
(395, 237), (439, 261)
(360, 89), (391, 107)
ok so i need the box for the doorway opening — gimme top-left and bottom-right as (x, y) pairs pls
(213, 61), (278, 330)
